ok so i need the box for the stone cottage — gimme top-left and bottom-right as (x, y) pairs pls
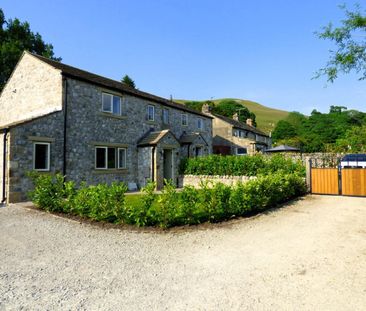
(201, 105), (271, 155)
(0, 51), (212, 203)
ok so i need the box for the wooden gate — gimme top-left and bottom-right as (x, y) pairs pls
(341, 169), (366, 196)
(311, 168), (340, 195)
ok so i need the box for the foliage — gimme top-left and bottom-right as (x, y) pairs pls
(316, 4), (366, 82)
(29, 172), (306, 228)
(0, 8), (60, 91)
(212, 99), (257, 126)
(332, 124), (366, 153)
(121, 74), (136, 88)
(272, 107), (366, 152)
(180, 154), (305, 177)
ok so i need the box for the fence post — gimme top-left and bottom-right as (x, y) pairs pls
(306, 158), (312, 193)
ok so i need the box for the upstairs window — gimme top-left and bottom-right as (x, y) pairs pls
(33, 142), (50, 171)
(102, 93), (122, 115)
(147, 105), (155, 121)
(197, 118), (203, 130)
(181, 113), (188, 126)
(163, 109), (169, 124)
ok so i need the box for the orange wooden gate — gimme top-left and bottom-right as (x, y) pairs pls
(311, 168), (340, 195)
(341, 169), (366, 196)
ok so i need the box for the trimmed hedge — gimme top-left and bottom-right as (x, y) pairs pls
(180, 154), (305, 177)
(28, 172), (306, 228)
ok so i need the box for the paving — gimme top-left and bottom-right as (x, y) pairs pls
(0, 195), (366, 310)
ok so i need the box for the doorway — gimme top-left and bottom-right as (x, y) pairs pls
(163, 149), (173, 182)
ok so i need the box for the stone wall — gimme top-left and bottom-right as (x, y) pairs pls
(179, 175), (257, 188)
(0, 52), (63, 128)
(0, 132), (4, 201)
(7, 112), (65, 202)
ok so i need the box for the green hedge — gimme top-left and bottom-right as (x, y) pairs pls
(180, 154), (305, 177)
(28, 172), (306, 228)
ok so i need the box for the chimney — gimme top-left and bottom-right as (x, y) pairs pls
(202, 103), (212, 114)
(246, 118), (253, 127)
(233, 113), (239, 121)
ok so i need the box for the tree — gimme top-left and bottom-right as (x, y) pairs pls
(121, 75), (136, 88)
(212, 99), (257, 126)
(316, 4), (366, 82)
(0, 8), (60, 91)
(333, 124), (366, 152)
(271, 120), (297, 141)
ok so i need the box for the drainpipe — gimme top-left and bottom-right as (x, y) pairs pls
(62, 78), (68, 178)
(1, 128), (8, 204)
(151, 146), (155, 182)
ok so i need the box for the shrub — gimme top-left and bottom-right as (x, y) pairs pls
(180, 154), (305, 177)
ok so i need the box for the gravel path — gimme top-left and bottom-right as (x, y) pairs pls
(1, 195), (366, 310)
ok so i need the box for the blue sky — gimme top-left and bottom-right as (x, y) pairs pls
(2, 0), (365, 114)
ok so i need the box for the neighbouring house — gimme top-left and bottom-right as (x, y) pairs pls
(0, 51), (212, 203)
(201, 104), (271, 155)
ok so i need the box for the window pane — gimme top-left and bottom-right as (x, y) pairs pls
(147, 106), (154, 121)
(237, 148), (247, 155)
(34, 144), (49, 170)
(102, 93), (112, 112)
(182, 114), (187, 125)
(118, 148), (126, 168)
(113, 96), (121, 115)
(198, 118), (203, 129)
(107, 147), (116, 169)
(163, 109), (169, 124)
(96, 148), (106, 168)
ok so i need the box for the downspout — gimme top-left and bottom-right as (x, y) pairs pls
(1, 128), (8, 204)
(151, 146), (155, 182)
(62, 78), (68, 178)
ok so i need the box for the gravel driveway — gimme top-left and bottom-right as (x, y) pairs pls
(1, 195), (366, 310)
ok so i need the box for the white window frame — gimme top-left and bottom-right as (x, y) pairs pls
(197, 118), (203, 130)
(33, 142), (50, 171)
(147, 105), (155, 121)
(181, 113), (188, 126)
(118, 148), (127, 169)
(102, 92), (122, 115)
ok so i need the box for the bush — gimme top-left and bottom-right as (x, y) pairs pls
(180, 154), (305, 177)
(28, 172), (306, 228)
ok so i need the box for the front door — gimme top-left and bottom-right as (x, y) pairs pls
(163, 149), (173, 182)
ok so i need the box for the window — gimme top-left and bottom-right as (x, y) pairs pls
(102, 93), (122, 115)
(147, 105), (155, 121)
(181, 113), (188, 126)
(236, 147), (247, 156)
(95, 146), (127, 169)
(33, 142), (50, 171)
(162, 109), (169, 124)
(197, 118), (203, 130)
(118, 148), (127, 169)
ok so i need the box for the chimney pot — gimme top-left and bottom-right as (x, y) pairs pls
(202, 103), (212, 114)
(246, 118), (253, 127)
(233, 113), (239, 121)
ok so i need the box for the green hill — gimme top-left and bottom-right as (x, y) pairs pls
(176, 98), (289, 134)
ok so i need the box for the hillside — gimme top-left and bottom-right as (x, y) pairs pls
(176, 98), (289, 134)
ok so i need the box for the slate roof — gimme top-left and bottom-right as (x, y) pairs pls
(179, 132), (208, 145)
(137, 129), (178, 147)
(212, 113), (268, 136)
(265, 145), (300, 152)
(29, 52), (211, 119)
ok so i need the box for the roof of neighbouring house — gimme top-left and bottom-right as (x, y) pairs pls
(137, 129), (179, 147)
(265, 145), (300, 152)
(211, 113), (269, 136)
(179, 132), (208, 145)
(28, 52), (212, 119)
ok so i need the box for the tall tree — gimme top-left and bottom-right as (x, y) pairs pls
(315, 4), (366, 82)
(121, 75), (136, 89)
(0, 8), (60, 91)
(212, 99), (257, 126)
